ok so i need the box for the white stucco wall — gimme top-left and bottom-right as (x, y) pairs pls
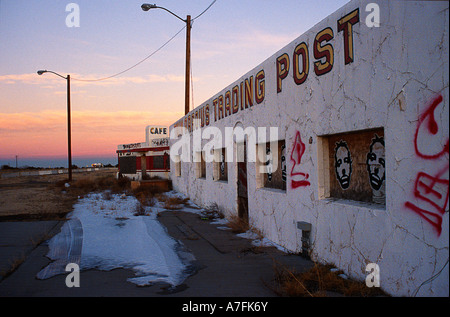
(169, 0), (449, 296)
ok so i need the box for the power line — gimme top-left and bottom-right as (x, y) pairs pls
(193, 0), (218, 21)
(70, 0), (218, 83)
(188, 0), (218, 111)
(71, 25), (185, 82)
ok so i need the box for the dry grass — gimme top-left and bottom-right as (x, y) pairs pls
(161, 196), (190, 210)
(271, 261), (388, 297)
(129, 182), (190, 212)
(201, 202), (225, 220)
(226, 214), (250, 233)
(52, 174), (130, 198)
(134, 203), (147, 216)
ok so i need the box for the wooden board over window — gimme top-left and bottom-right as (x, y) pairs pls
(327, 128), (385, 204)
(263, 140), (286, 191)
(118, 156), (137, 174)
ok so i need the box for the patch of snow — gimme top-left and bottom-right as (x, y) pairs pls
(37, 192), (195, 287)
(210, 218), (229, 226)
(237, 230), (290, 253)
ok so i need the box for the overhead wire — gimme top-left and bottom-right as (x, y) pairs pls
(189, 0), (218, 110)
(71, 25), (186, 82)
(192, 0), (217, 21)
(70, 0), (218, 83)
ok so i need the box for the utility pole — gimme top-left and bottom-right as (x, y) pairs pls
(185, 15), (191, 115)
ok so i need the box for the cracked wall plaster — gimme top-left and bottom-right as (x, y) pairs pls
(169, 0), (449, 296)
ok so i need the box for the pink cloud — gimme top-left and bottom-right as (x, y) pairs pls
(0, 110), (182, 158)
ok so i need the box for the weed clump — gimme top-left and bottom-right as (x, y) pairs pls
(272, 262), (388, 297)
(53, 175), (131, 197)
(226, 214), (249, 233)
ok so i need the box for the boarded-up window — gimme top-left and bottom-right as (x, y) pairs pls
(195, 152), (206, 178)
(260, 140), (286, 191)
(219, 148), (227, 181)
(152, 155), (165, 169)
(327, 128), (385, 204)
(200, 151), (206, 178)
(119, 156), (137, 174)
(213, 148), (227, 182)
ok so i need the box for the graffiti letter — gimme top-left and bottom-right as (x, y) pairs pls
(405, 168), (449, 236)
(414, 95), (449, 160)
(290, 131), (310, 188)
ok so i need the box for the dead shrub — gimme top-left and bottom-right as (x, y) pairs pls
(134, 191), (156, 207)
(52, 174), (131, 197)
(163, 196), (189, 210)
(201, 202), (224, 220)
(132, 185), (164, 207)
(71, 177), (97, 192)
(153, 193), (189, 210)
(271, 262), (388, 297)
(134, 203), (147, 216)
(114, 176), (131, 192)
(227, 214), (249, 233)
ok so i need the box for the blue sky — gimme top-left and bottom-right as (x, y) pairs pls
(0, 0), (349, 159)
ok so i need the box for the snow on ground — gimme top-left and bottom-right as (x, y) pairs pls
(37, 191), (196, 287)
(37, 189), (288, 286)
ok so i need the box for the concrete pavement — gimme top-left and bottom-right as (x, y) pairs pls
(0, 210), (313, 297)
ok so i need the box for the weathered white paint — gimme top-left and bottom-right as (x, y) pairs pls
(169, 0), (449, 296)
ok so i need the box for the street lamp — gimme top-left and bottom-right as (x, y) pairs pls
(141, 3), (191, 115)
(37, 70), (73, 182)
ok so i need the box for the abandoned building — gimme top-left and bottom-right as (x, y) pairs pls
(117, 125), (170, 180)
(169, 0), (449, 296)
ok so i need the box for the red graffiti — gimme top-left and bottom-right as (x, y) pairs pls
(404, 167), (449, 236)
(414, 94), (449, 159)
(290, 131), (310, 188)
(406, 94), (449, 236)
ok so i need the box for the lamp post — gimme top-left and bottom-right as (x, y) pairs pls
(37, 70), (72, 182)
(141, 3), (191, 115)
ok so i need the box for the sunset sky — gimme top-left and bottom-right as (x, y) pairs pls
(0, 0), (348, 165)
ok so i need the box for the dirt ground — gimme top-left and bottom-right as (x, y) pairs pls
(0, 169), (118, 221)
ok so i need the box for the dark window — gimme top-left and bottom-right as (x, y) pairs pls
(119, 156), (136, 174)
(219, 148), (227, 181)
(262, 140), (286, 191)
(152, 155), (165, 169)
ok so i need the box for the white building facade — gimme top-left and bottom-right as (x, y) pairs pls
(169, 0), (449, 296)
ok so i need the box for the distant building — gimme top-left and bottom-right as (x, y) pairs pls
(117, 125), (169, 180)
(169, 0), (449, 296)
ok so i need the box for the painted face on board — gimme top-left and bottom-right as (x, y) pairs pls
(367, 135), (385, 191)
(281, 144), (286, 182)
(334, 141), (352, 189)
(220, 153), (225, 176)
